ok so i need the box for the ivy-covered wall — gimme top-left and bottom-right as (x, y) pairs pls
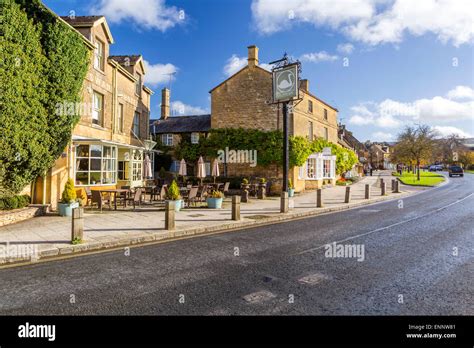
(164, 128), (358, 176)
(0, 0), (90, 197)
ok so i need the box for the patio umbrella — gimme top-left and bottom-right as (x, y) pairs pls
(143, 154), (152, 179)
(211, 159), (220, 183)
(178, 158), (187, 183)
(197, 156), (206, 184)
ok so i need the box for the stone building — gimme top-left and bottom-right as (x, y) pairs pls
(33, 15), (154, 210)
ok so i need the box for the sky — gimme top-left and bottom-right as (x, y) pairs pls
(42, 0), (474, 142)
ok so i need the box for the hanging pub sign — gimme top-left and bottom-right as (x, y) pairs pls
(273, 63), (299, 102)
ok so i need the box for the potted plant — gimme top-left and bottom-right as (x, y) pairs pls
(58, 178), (79, 217)
(241, 178), (249, 203)
(258, 178), (267, 199)
(166, 180), (183, 212)
(207, 190), (224, 209)
(288, 179), (295, 197)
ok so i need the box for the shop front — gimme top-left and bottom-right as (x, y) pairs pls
(297, 152), (337, 190)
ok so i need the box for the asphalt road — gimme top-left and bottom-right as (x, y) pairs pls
(0, 173), (472, 315)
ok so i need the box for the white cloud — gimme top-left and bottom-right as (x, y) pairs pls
(93, 0), (185, 31)
(372, 131), (395, 141)
(432, 126), (472, 138)
(349, 87), (474, 129)
(447, 86), (474, 100)
(223, 55), (247, 76)
(251, 0), (474, 46)
(143, 60), (178, 86)
(300, 51), (339, 63)
(170, 101), (208, 116)
(337, 43), (355, 54)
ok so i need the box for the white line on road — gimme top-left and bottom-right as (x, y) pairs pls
(297, 192), (474, 255)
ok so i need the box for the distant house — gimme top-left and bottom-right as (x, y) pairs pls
(338, 124), (368, 175)
(366, 142), (393, 170)
(150, 88), (211, 175)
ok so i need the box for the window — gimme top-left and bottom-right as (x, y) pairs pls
(323, 159), (331, 178)
(324, 127), (329, 141)
(161, 134), (173, 146)
(132, 112), (140, 137)
(308, 121), (313, 141)
(75, 144), (117, 186)
(308, 100), (313, 113)
(92, 91), (103, 126)
(118, 161), (129, 180)
(191, 132), (200, 144)
(170, 160), (180, 173)
(135, 73), (142, 96)
(324, 108), (328, 120)
(117, 103), (124, 133)
(94, 39), (104, 71)
(306, 157), (317, 179)
(132, 150), (143, 181)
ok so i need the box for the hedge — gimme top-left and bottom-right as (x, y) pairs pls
(0, 195), (31, 210)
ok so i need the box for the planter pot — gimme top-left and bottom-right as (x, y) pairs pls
(258, 184), (266, 199)
(168, 199), (182, 212)
(58, 201), (79, 217)
(207, 197), (223, 209)
(241, 189), (249, 203)
(288, 188), (295, 197)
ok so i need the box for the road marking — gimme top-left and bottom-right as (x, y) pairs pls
(358, 209), (381, 213)
(243, 290), (276, 303)
(298, 273), (329, 285)
(297, 192), (474, 255)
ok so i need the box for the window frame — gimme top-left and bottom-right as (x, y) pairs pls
(308, 121), (313, 141)
(324, 108), (328, 121)
(117, 103), (124, 133)
(132, 111), (140, 138)
(191, 132), (200, 144)
(161, 134), (173, 146)
(308, 100), (313, 113)
(74, 144), (117, 186)
(92, 91), (104, 126)
(135, 73), (142, 96)
(94, 38), (105, 71)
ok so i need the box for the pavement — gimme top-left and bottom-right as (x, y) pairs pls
(0, 172), (471, 315)
(0, 171), (425, 265)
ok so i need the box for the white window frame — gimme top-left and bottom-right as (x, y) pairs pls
(94, 38), (105, 71)
(92, 91), (103, 126)
(161, 134), (173, 146)
(298, 153), (336, 181)
(117, 103), (124, 133)
(191, 132), (200, 144)
(74, 144), (117, 186)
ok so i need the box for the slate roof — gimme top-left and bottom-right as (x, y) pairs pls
(109, 55), (142, 66)
(60, 15), (103, 26)
(150, 115), (211, 134)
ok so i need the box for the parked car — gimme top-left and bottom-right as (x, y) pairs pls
(435, 164), (444, 171)
(448, 166), (464, 177)
(429, 164), (443, 171)
(428, 165), (437, 172)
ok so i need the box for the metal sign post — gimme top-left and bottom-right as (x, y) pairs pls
(270, 55), (301, 212)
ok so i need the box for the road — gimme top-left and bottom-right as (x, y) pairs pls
(0, 173), (472, 315)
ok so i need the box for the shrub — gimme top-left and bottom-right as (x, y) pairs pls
(61, 178), (76, 204)
(260, 178), (267, 184)
(209, 190), (224, 199)
(288, 179), (293, 189)
(167, 180), (181, 200)
(242, 178), (249, 185)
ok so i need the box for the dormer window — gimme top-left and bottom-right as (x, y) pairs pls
(94, 38), (105, 71)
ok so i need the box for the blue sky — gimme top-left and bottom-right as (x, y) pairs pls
(43, 0), (474, 142)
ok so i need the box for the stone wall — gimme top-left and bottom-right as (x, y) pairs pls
(0, 205), (49, 227)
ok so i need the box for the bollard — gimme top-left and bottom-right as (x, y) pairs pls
(381, 182), (386, 196)
(365, 184), (370, 199)
(241, 188), (249, 203)
(380, 178), (384, 188)
(280, 192), (289, 213)
(391, 179), (395, 191)
(165, 201), (175, 230)
(316, 188), (323, 208)
(344, 186), (351, 203)
(394, 180), (401, 193)
(71, 207), (84, 242)
(232, 195), (241, 220)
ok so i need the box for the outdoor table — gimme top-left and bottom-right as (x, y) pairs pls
(135, 186), (155, 203)
(99, 189), (130, 210)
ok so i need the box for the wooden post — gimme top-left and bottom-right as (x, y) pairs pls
(394, 180), (401, 193)
(232, 195), (240, 220)
(365, 184), (370, 199)
(316, 189), (323, 208)
(71, 207), (84, 242)
(381, 182), (386, 196)
(391, 179), (396, 191)
(165, 201), (175, 230)
(344, 186), (351, 203)
(280, 192), (289, 213)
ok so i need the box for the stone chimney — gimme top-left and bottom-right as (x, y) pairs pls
(161, 88), (170, 120)
(300, 79), (309, 92)
(248, 45), (259, 68)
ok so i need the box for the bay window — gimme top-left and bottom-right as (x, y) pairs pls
(75, 144), (117, 186)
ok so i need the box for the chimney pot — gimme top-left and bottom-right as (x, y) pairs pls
(300, 79), (309, 92)
(161, 88), (170, 120)
(247, 45), (259, 68)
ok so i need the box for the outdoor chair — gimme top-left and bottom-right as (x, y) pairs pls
(124, 188), (142, 210)
(185, 186), (199, 207)
(91, 190), (111, 212)
(154, 185), (167, 202)
(84, 187), (93, 207)
(221, 182), (230, 195)
(197, 184), (209, 202)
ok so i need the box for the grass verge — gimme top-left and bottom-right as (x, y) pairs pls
(394, 170), (445, 187)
